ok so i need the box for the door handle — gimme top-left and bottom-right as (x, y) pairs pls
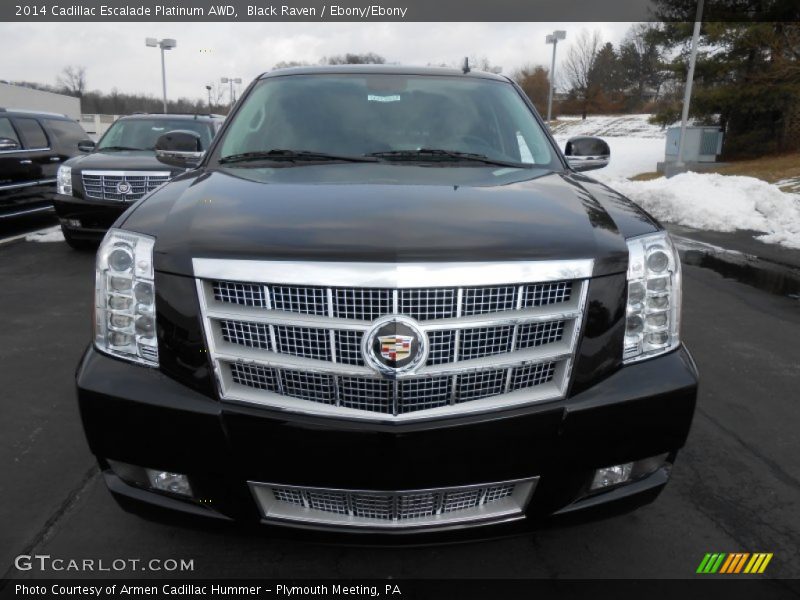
(19, 159), (32, 164)
(50, 157), (61, 162)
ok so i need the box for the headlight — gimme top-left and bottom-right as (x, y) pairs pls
(623, 231), (681, 363)
(56, 165), (72, 195)
(95, 228), (158, 366)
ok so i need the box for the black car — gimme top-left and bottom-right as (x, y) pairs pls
(0, 108), (89, 219)
(77, 66), (698, 539)
(53, 113), (224, 248)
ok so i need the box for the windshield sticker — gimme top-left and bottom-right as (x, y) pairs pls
(368, 94), (401, 103)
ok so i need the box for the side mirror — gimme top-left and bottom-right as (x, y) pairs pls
(155, 130), (205, 169)
(565, 136), (610, 172)
(77, 139), (96, 153)
(0, 137), (20, 151)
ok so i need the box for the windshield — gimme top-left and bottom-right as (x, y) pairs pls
(97, 118), (214, 151)
(217, 74), (559, 167)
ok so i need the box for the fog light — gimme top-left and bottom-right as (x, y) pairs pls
(591, 463), (633, 490)
(589, 453), (671, 493)
(145, 469), (193, 497)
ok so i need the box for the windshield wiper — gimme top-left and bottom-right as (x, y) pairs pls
(99, 146), (144, 152)
(219, 149), (378, 165)
(367, 148), (530, 168)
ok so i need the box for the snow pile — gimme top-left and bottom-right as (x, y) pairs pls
(608, 172), (800, 249)
(25, 226), (65, 243)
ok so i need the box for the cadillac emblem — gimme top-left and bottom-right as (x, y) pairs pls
(363, 315), (427, 376)
(379, 335), (413, 361)
(116, 181), (132, 195)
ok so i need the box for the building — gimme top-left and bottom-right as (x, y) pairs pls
(0, 82), (81, 119)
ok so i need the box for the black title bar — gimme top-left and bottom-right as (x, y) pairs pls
(3, 0), (800, 22)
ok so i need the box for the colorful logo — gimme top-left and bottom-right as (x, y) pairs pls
(696, 553), (773, 574)
(379, 335), (413, 361)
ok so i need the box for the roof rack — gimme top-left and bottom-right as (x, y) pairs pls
(0, 107), (69, 118)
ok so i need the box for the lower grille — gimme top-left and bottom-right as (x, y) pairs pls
(250, 478), (538, 530)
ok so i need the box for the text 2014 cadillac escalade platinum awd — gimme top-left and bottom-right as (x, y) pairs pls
(77, 66), (698, 538)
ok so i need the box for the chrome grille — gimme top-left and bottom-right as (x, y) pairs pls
(228, 361), (557, 413)
(211, 280), (574, 320)
(196, 259), (592, 422)
(81, 170), (171, 202)
(250, 478), (537, 529)
(219, 317), (566, 366)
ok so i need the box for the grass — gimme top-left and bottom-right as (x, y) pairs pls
(631, 152), (800, 192)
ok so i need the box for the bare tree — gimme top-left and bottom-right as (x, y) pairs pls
(562, 30), (602, 118)
(57, 65), (87, 98)
(467, 56), (502, 74)
(322, 53), (386, 65)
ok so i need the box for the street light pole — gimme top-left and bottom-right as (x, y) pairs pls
(145, 38), (177, 114)
(205, 85), (212, 112)
(545, 30), (566, 124)
(675, 0), (705, 170)
(160, 46), (167, 113)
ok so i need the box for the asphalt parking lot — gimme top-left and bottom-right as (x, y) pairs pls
(1, 213), (799, 582)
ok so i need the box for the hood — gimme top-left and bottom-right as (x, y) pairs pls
(66, 150), (179, 172)
(121, 163), (656, 278)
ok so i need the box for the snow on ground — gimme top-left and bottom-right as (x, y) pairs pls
(25, 226), (65, 243)
(551, 114), (667, 139)
(608, 173), (800, 250)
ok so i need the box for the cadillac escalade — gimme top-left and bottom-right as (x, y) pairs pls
(77, 66), (698, 538)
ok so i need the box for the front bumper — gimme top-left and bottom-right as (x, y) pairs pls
(52, 194), (129, 241)
(77, 345), (698, 538)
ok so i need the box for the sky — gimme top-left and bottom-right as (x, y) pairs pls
(0, 22), (633, 103)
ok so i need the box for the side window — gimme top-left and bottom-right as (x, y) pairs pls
(43, 119), (88, 152)
(0, 117), (21, 148)
(13, 118), (49, 149)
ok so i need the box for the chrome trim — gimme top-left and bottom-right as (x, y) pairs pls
(81, 169), (172, 177)
(0, 204), (54, 219)
(0, 181), (38, 191)
(0, 147), (51, 155)
(193, 258), (595, 287)
(249, 477), (538, 531)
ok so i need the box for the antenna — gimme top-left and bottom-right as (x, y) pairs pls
(462, 57), (470, 74)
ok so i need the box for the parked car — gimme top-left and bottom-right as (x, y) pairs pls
(78, 66), (698, 538)
(53, 113), (224, 249)
(0, 108), (89, 219)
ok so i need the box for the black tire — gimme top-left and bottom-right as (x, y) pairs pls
(62, 228), (95, 251)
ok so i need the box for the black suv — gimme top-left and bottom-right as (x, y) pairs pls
(78, 66), (698, 538)
(53, 113), (224, 248)
(0, 108), (89, 219)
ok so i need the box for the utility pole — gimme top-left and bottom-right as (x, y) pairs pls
(675, 0), (705, 171)
(545, 30), (566, 124)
